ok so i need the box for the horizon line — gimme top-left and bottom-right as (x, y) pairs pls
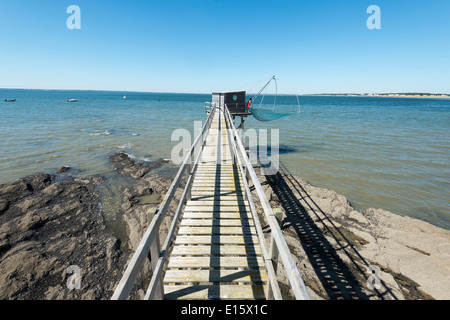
(0, 87), (448, 96)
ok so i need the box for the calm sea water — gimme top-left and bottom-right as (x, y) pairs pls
(1, 89), (449, 229)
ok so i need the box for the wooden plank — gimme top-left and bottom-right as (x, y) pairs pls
(190, 190), (242, 195)
(195, 172), (237, 175)
(180, 219), (254, 226)
(195, 171), (236, 174)
(190, 195), (243, 201)
(193, 178), (240, 181)
(178, 226), (256, 235)
(194, 177), (244, 186)
(196, 167), (236, 170)
(190, 192), (239, 197)
(192, 184), (243, 188)
(164, 284), (267, 300)
(197, 165), (237, 168)
(192, 182), (242, 187)
(182, 212), (252, 219)
(192, 180), (241, 184)
(190, 190), (239, 194)
(171, 244), (261, 256)
(190, 189), (241, 194)
(195, 171), (236, 177)
(195, 169), (236, 172)
(194, 173), (242, 181)
(194, 172), (239, 175)
(186, 200), (248, 207)
(164, 269), (267, 283)
(167, 256), (264, 268)
(192, 181), (242, 186)
(195, 170), (236, 173)
(191, 187), (243, 191)
(174, 235), (259, 245)
(184, 206), (250, 212)
(191, 187), (239, 192)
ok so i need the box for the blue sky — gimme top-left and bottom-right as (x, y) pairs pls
(0, 0), (449, 93)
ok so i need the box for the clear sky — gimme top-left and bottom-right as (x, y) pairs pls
(0, 0), (449, 94)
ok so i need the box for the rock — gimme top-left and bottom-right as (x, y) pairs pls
(0, 171), (129, 300)
(0, 199), (9, 215)
(56, 166), (71, 173)
(258, 170), (450, 300)
(18, 210), (49, 231)
(109, 153), (149, 179)
(109, 153), (166, 180)
(359, 207), (450, 300)
(0, 236), (10, 255)
(0, 149), (176, 300)
(109, 152), (129, 163)
(0, 173), (54, 204)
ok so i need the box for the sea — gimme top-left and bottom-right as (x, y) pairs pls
(1, 89), (449, 230)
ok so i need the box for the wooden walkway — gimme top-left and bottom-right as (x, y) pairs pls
(111, 103), (310, 301)
(163, 109), (267, 299)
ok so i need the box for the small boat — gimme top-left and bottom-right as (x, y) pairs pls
(4, 99), (16, 102)
(67, 99), (78, 102)
(123, 96), (127, 99)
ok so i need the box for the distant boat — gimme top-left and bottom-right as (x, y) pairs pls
(67, 99), (78, 102)
(123, 96), (127, 99)
(4, 99), (16, 102)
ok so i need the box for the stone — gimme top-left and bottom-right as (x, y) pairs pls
(56, 166), (71, 173)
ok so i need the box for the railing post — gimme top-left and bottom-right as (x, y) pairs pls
(270, 208), (283, 272)
(245, 150), (251, 180)
(147, 208), (163, 299)
(185, 162), (191, 201)
(267, 208), (283, 300)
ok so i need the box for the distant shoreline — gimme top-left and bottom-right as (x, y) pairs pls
(2, 88), (449, 98)
(303, 93), (450, 99)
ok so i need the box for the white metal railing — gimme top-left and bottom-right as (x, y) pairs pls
(224, 102), (252, 114)
(111, 106), (216, 300)
(204, 101), (214, 114)
(112, 102), (310, 300)
(222, 105), (310, 300)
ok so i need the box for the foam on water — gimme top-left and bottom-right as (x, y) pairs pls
(90, 130), (111, 136)
(117, 143), (133, 149)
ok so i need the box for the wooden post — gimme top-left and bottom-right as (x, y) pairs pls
(267, 207), (283, 300)
(185, 162), (191, 202)
(147, 208), (163, 299)
(245, 150), (251, 180)
(270, 208), (283, 273)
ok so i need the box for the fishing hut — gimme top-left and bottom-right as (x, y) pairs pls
(205, 91), (252, 129)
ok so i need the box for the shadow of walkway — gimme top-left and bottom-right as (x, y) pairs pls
(264, 164), (398, 300)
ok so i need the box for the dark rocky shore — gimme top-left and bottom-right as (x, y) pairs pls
(0, 172), (123, 299)
(0, 154), (448, 300)
(0, 153), (173, 299)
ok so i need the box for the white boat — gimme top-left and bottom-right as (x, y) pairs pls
(67, 99), (78, 102)
(123, 96), (127, 99)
